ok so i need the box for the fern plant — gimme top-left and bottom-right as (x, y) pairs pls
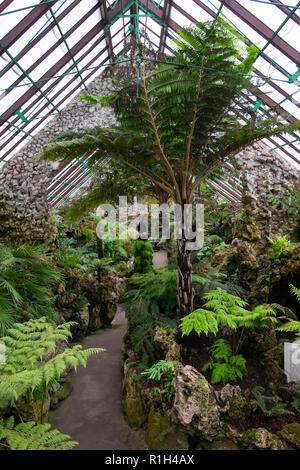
(268, 235), (292, 263)
(277, 284), (300, 342)
(0, 317), (104, 420)
(0, 416), (78, 450)
(291, 384), (300, 413)
(0, 243), (62, 336)
(141, 360), (175, 402)
(180, 287), (277, 337)
(251, 390), (288, 416)
(38, 19), (300, 318)
(203, 339), (247, 384)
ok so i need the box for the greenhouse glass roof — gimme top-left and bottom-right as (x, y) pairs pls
(0, 0), (299, 205)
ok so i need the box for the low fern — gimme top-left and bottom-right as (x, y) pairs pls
(0, 317), (104, 409)
(0, 416), (78, 450)
(203, 339), (247, 384)
(277, 284), (300, 341)
(141, 360), (175, 402)
(180, 287), (277, 337)
(251, 390), (288, 416)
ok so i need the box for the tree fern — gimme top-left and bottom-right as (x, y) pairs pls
(38, 20), (300, 318)
(0, 416), (78, 450)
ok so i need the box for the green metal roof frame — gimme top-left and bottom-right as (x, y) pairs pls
(0, 0), (299, 206)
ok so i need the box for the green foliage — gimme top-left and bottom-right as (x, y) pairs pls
(180, 287), (277, 337)
(141, 360), (175, 402)
(0, 416), (78, 450)
(0, 317), (104, 409)
(38, 20), (300, 222)
(251, 390), (288, 416)
(203, 339), (247, 384)
(104, 238), (129, 261)
(277, 284), (300, 341)
(57, 240), (101, 276)
(291, 384), (300, 413)
(132, 240), (154, 274)
(268, 235), (292, 262)
(0, 243), (62, 335)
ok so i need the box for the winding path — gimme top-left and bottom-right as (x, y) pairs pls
(50, 251), (167, 450)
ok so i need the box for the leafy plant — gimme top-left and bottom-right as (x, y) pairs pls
(38, 19), (300, 318)
(132, 240), (154, 274)
(0, 318), (104, 417)
(277, 284), (300, 341)
(0, 416), (78, 450)
(141, 360), (175, 402)
(268, 235), (292, 263)
(180, 287), (277, 338)
(203, 339), (247, 384)
(251, 390), (288, 416)
(57, 240), (101, 276)
(0, 243), (62, 335)
(291, 384), (300, 413)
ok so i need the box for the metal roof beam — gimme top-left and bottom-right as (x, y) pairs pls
(220, 0), (300, 65)
(158, 0), (172, 55)
(268, 0), (300, 26)
(0, 0), (59, 56)
(99, 0), (116, 62)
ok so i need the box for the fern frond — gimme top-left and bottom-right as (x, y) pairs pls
(0, 417), (78, 450)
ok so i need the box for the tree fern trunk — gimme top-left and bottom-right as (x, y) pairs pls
(95, 232), (104, 281)
(176, 238), (194, 317)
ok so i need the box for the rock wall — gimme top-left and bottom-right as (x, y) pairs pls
(212, 142), (300, 306)
(0, 72), (116, 247)
(234, 141), (299, 241)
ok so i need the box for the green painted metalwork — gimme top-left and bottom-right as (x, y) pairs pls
(289, 66), (300, 84)
(48, 7), (88, 91)
(0, 115), (35, 138)
(272, 138), (300, 150)
(13, 108), (29, 122)
(0, 0), (59, 16)
(252, 1), (300, 62)
(0, 43), (60, 114)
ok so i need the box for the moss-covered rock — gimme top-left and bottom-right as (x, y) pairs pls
(197, 438), (239, 450)
(216, 384), (249, 420)
(241, 428), (289, 450)
(50, 382), (73, 410)
(146, 408), (189, 450)
(122, 361), (148, 429)
(280, 423), (300, 449)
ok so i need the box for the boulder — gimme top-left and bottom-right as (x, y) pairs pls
(153, 327), (182, 362)
(216, 384), (249, 420)
(197, 438), (239, 450)
(280, 423), (300, 449)
(122, 360), (148, 428)
(241, 428), (290, 450)
(146, 408), (189, 450)
(50, 382), (73, 410)
(171, 365), (222, 440)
